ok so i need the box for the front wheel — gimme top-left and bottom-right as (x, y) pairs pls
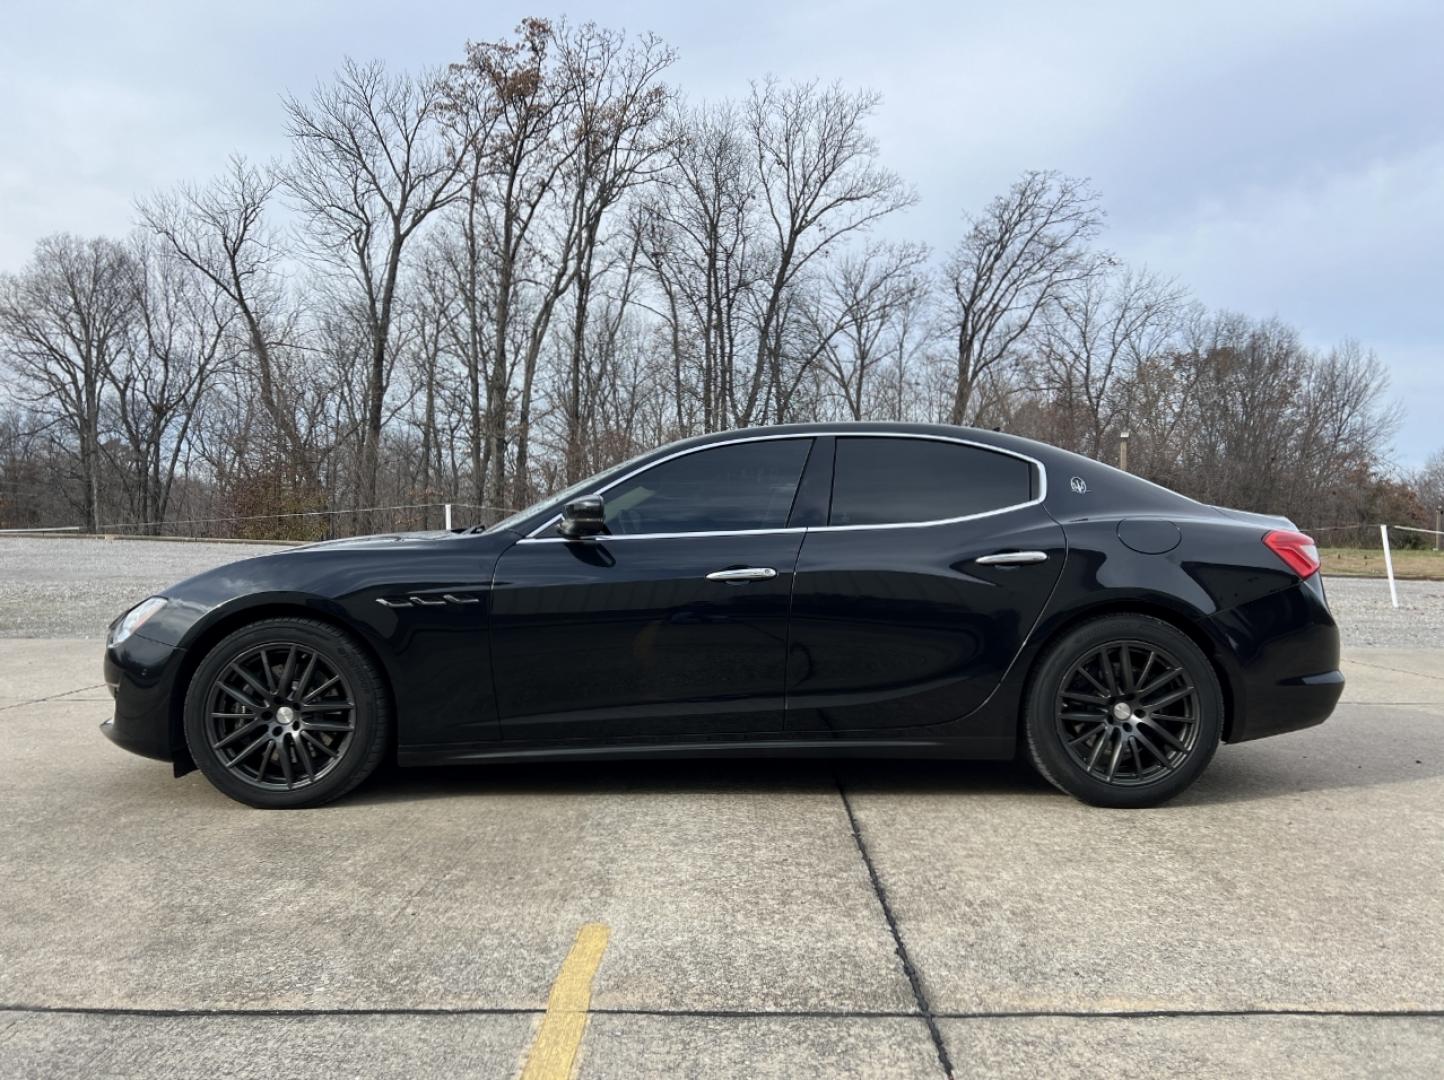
(1023, 614), (1223, 808)
(184, 618), (390, 809)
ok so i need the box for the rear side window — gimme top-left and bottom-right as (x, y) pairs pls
(829, 437), (1033, 526)
(603, 438), (811, 535)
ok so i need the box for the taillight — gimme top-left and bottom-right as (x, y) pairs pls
(1263, 530), (1320, 578)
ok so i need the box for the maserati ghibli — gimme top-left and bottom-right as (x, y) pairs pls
(102, 423), (1342, 809)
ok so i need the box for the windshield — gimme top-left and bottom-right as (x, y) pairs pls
(484, 446), (659, 534)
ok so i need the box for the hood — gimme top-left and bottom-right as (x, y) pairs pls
(284, 529), (459, 553)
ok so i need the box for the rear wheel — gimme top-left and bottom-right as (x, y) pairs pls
(183, 618), (390, 809)
(1023, 614), (1222, 808)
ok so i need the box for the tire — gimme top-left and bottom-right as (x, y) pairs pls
(183, 617), (390, 809)
(1023, 614), (1222, 808)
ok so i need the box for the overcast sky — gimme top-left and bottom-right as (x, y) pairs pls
(3, 0), (1441, 465)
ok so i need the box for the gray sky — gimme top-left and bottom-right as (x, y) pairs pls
(3, 0), (1441, 465)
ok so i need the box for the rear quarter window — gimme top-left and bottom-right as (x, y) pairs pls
(829, 437), (1034, 526)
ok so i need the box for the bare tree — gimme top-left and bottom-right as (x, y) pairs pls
(445, 18), (577, 505)
(284, 57), (469, 528)
(807, 241), (930, 419)
(0, 235), (136, 530)
(941, 170), (1106, 425)
(555, 23), (675, 482)
(1031, 266), (1185, 458)
(136, 158), (302, 474)
(638, 99), (761, 433)
(105, 237), (236, 528)
(746, 78), (915, 422)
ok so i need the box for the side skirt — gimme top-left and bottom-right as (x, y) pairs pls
(397, 735), (1016, 768)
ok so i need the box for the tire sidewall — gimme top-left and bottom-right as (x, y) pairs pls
(184, 619), (388, 809)
(1025, 615), (1223, 808)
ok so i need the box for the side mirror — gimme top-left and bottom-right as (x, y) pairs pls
(558, 495), (606, 539)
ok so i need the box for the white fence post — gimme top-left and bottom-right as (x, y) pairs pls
(1380, 524), (1399, 609)
(444, 503), (453, 530)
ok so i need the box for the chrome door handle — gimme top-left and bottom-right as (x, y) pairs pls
(705, 567), (778, 582)
(974, 551), (1049, 565)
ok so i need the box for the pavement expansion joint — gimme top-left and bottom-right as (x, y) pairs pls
(836, 777), (956, 1080)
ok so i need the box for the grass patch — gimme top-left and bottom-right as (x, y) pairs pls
(1321, 547), (1444, 581)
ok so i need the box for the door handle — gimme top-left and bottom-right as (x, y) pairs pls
(974, 551), (1049, 565)
(705, 567), (778, 582)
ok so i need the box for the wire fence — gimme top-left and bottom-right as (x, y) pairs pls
(1301, 523), (1444, 551)
(0, 502), (519, 542)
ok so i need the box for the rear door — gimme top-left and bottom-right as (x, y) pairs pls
(786, 435), (1065, 733)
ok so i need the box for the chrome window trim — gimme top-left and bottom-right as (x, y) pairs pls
(519, 430), (1048, 543)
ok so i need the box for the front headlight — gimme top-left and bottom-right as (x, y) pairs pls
(109, 597), (168, 647)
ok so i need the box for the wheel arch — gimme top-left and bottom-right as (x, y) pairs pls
(168, 601), (398, 774)
(1016, 598), (1239, 743)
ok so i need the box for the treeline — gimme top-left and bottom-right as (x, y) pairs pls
(0, 18), (1425, 541)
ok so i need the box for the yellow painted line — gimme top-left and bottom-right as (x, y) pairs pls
(519, 922), (611, 1080)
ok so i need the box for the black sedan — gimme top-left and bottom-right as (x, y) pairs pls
(103, 423), (1342, 809)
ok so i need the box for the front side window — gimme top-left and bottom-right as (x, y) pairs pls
(829, 437), (1033, 526)
(602, 438), (812, 535)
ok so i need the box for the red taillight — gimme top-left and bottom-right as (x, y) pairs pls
(1263, 530), (1320, 578)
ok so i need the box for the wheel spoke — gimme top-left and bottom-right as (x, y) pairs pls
(226, 731), (270, 767)
(1097, 649), (1119, 695)
(213, 718), (265, 751)
(303, 674), (341, 703)
(1134, 728), (1173, 770)
(1138, 717), (1187, 751)
(1086, 728), (1110, 772)
(301, 731), (340, 758)
(254, 742), (272, 783)
(1129, 739), (1144, 777)
(294, 734), (317, 781)
(1062, 689), (1108, 706)
(277, 739), (295, 789)
(1136, 666), (1182, 699)
(1078, 664), (1111, 697)
(295, 651), (319, 701)
(278, 646), (299, 700)
(1135, 650), (1156, 690)
(228, 663), (272, 704)
(1142, 684), (1195, 711)
(1060, 709), (1106, 722)
(302, 719), (354, 732)
(1067, 723), (1106, 747)
(301, 701), (354, 713)
(1105, 732), (1125, 780)
(1120, 646), (1136, 693)
(220, 683), (263, 712)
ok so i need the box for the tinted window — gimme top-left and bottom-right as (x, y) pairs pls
(829, 437), (1032, 526)
(603, 439), (812, 535)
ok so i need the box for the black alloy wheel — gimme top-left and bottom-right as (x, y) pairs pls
(1054, 641), (1201, 786)
(184, 618), (390, 808)
(1024, 614), (1222, 808)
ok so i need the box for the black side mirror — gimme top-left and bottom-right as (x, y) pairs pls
(558, 495), (606, 539)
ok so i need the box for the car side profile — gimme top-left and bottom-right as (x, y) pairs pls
(102, 422), (1343, 809)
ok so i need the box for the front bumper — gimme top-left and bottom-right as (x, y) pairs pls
(1202, 578), (1343, 743)
(101, 633), (186, 763)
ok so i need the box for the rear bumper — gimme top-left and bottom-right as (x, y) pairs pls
(101, 634), (185, 763)
(1201, 579), (1343, 743)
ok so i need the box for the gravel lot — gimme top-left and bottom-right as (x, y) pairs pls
(2, 535), (1440, 646)
(0, 536), (287, 638)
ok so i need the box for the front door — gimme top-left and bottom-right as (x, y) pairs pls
(491, 437), (816, 742)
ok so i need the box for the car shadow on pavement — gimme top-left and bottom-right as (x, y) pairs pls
(340, 757), (1062, 807)
(333, 734), (1442, 810)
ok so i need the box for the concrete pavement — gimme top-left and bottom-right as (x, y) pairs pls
(2, 640), (1441, 1078)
